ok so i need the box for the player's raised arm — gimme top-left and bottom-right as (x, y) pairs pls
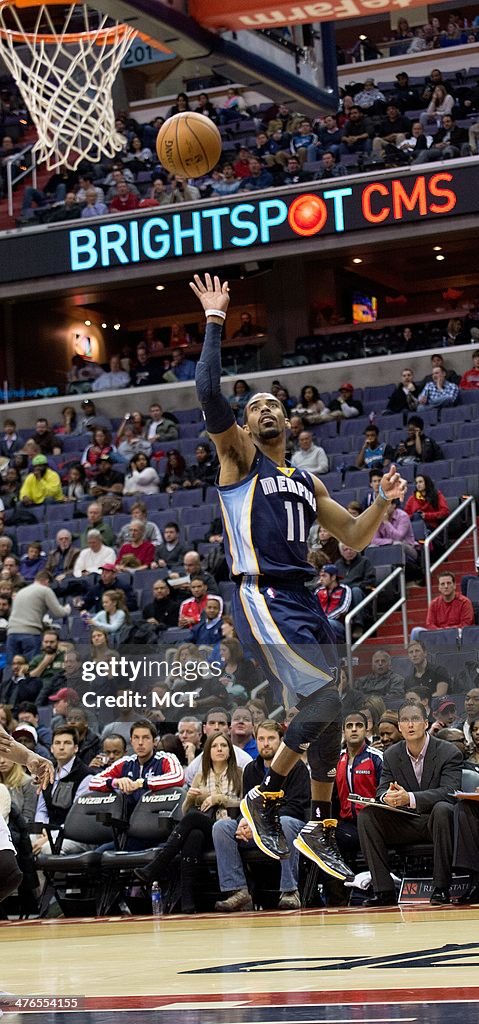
(191, 274), (254, 480)
(313, 465), (407, 548)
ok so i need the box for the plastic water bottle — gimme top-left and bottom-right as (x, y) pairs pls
(151, 882), (163, 917)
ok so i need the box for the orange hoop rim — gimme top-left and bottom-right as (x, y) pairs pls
(0, 1), (172, 51)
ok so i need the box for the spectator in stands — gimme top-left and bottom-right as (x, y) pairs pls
(397, 121), (433, 162)
(392, 72), (420, 112)
(80, 503), (115, 548)
(138, 178), (173, 208)
(74, 399), (112, 434)
(117, 426), (151, 462)
(355, 425), (393, 470)
(463, 715), (479, 765)
(19, 541), (47, 582)
(162, 348), (196, 383)
(19, 454), (63, 506)
(65, 707), (100, 764)
(213, 719), (309, 912)
(238, 157), (273, 192)
(81, 563), (135, 615)
(314, 152), (347, 179)
(404, 474), (450, 531)
(178, 574), (209, 628)
(431, 699), (457, 733)
(155, 522), (186, 570)
(187, 443), (217, 489)
(109, 179), (139, 212)
(424, 353), (461, 386)
(125, 134), (153, 168)
(91, 354), (130, 391)
(387, 368), (420, 413)
(314, 114), (342, 159)
(161, 450), (189, 492)
(292, 385), (329, 425)
(417, 362), (458, 405)
(340, 106), (372, 156)
(315, 563), (351, 642)
(327, 383), (363, 420)
(354, 78), (386, 114)
(81, 187), (108, 218)
(123, 454), (159, 496)
(411, 571), (474, 641)
(420, 84), (455, 128)
(6, 573), (70, 666)
(291, 431), (328, 475)
(336, 542), (376, 597)
(64, 464), (86, 500)
(86, 588), (129, 641)
(217, 639), (262, 702)
(286, 414), (305, 456)
(88, 454), (124, 501)
(144, 403), (178, 442)
(404, 639), (449, 698)
(81, 427), (117, 476)
(460, 350), (479, 389)
(185, 707), (252, 785)
(167, 92), (190, 118)
(377, 711), (402, 751)
(0, 655), (40, 712)
(362, 469), (382, 509)
(195, 92), (217, 121)
(356, 650), (405, 697)
(395, 416), (444, 465)
(88, 732), (127, 771)
(142, 578), (181, 632)
(191, 595), (224, 647)
(233, 147), (253, 180)
(210, 162), (241, 197)
(116, 519), (155, 570)
(372, 104), (411, 159)
(116, 411), (146, 445)
(218, 87), (247, 123)
(167, 175), (201, 203)
(76, 173), (105, 205)
(130, 344), (164, 388)
(28, 629), (64, 695)
(418, 114), (469, 160)
(279, 155), (311, 185)
(307, 525), (340, 564)
(228, 380), (252, 424)
(457, 690), (479, 745)
(369, 500), (419, 564)
(230, 707), (258, 758)
(453, 660), (479, 694)
(73, 530), (116, 578)
(0, 418), (23, 459)
(288, 119), (318, 165)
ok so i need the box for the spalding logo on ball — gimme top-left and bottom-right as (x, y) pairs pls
(156, 111), (223, 179)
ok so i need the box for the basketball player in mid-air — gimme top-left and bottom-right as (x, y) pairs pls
(192, 274), (407, 879)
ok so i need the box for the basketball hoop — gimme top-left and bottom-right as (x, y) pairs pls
(0, 0), (171, 169)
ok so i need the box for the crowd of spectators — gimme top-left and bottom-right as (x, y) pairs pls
(0, 340), (478, 914)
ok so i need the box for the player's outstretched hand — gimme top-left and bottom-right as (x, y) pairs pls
(189, 273), (230, 315)
(26, 754), (55, 789)
(380, 464), (407, 503)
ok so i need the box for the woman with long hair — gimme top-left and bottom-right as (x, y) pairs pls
(55, 406), (78, 435)
(464, 716), (479, 767)
(123, 453), (160, 496)
(136, 733), (242, 912)
(228, 380), (252, 424)
(420, 83), (454, 126)
(81, 428), (115, 479)
(404, 473), (449, 529)
(64, 463), (86, 500)
(0, 704), (15, 733)
(0, 755), (36, 822)
(292, 385), (329, 425)
(161, 449), (188, 492)
(87, 590), (129, 640)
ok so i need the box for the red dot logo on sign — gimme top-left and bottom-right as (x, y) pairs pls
(288, 194), (327, 236)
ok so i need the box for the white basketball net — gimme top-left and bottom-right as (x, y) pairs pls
(0, 3), (137, 169)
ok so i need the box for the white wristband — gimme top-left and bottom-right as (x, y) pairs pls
(205, 308), (226, 320)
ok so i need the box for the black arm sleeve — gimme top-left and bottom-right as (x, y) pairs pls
(195, 322), (236, 435)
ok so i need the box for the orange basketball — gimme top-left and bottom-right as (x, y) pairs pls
(156, 111), (222, 179)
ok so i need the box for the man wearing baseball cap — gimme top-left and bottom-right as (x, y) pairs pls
(315, 564), (352, 642)
(48, 687), (81, 730)
(12, 722), (51, 761)
(82, 562), (136, 614)
(19, 454), (63, 506)
(433, 700), (457, 730)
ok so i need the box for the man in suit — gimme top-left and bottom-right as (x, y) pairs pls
(358, 700), (462, 906)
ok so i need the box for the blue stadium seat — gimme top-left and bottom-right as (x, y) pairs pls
(123, 494), (169, 511)
(365, 543), (405, 567)
(172, 409), (202, 423)
(171, 489), (203, 507)
(422, 628), (459, 650)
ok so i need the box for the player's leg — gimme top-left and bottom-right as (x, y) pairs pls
(293, 724), (354, 880)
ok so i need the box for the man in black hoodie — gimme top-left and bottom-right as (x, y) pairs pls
(213, 720), (310, 912)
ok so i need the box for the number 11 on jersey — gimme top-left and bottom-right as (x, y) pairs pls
(284, 500), (306, 542)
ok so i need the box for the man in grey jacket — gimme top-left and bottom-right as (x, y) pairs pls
(358, 700), (462, 907)
(6, 570), (70, 664)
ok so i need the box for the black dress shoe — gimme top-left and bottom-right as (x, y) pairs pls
(362, 891), (398, 907)
(430, 887), (450, 906)
(453, 882), (479, 905)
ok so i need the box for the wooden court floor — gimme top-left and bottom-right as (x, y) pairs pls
(1, 905), (479, 1024)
